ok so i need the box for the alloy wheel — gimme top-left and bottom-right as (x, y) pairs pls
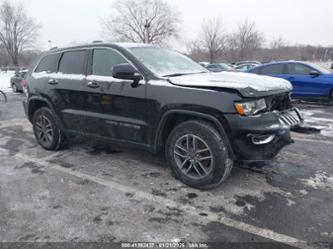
(173, 134), (214, 180)
(35, 115), (54, 147)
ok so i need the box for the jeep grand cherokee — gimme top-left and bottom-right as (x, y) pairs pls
(22, 42), (303, 189)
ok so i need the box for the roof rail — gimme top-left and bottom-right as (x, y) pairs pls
(93, 40), (103, 43)
(50, 46), (58, 50)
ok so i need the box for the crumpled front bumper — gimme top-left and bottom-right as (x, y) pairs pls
(224, 108), (303, 161)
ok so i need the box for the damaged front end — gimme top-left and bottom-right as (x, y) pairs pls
(225, 93), (303, 162)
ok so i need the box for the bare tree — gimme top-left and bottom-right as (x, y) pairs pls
(191, 18), (228, 63)
(0, 1), (41, 66)
(270, 36), (287, 49)
(0, 44), (10, 66)
(228, 20), (264, 62)
(102, 0), (181, 44)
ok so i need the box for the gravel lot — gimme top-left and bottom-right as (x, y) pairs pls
(0, 93), (332, 249)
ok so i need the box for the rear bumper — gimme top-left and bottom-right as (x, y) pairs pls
(225, 108), (303, 161)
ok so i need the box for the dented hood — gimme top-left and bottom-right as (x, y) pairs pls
(168, 72), (293, 97)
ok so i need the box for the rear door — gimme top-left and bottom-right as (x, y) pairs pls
(83, 47), (148, 144)
(48, 49), (88, 133)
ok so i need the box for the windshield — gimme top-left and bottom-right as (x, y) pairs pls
(220, 63), (237, 71)
(130, 47), (208, 77)
(307, 62), (332, 74)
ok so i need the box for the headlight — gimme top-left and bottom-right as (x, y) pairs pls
(234, 99), (267, 116)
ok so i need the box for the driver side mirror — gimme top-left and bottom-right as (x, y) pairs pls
(309, 70), (320, 77)
(112, 63), (143, 82)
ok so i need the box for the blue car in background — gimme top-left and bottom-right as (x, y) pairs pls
(248, 61), (333, 101)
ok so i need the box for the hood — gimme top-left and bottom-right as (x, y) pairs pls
(168, 72), (293, 97)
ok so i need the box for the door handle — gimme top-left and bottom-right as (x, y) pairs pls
(48, 79), (59, 85)
(87, 81), (100, 89)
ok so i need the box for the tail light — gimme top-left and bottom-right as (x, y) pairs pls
(20, 79), (27, 87)
(21, 79), (28, 96)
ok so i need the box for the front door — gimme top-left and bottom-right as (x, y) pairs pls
(83, 48), (148, 145)
(285, 63), (323, 97)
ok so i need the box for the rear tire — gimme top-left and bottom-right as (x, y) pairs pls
(32, 107), (65, 150)
(165, 120), (233, 189)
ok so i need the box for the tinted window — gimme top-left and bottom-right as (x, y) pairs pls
(259, 64), (285, 75)
(92, 48), (127, 76)
(287, 64), (314, 75)
(35, 53), (60, 73)
(250, 67), (260, 74)
(59, 50), (86, 74)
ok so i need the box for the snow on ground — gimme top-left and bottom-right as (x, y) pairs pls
(0, 71), (15, 92)
(300, 172), (333, 191)
(300, 108), (333, 138)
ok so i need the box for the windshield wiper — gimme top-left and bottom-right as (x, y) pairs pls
(163, 71), (208, 77)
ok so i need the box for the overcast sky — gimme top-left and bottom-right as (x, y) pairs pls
(11, 0), (333, 51)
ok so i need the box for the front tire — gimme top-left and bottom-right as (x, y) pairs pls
(166, 121), (233, 189)
(32, 107), (65, 150)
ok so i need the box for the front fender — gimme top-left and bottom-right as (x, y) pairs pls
(154, 109), (236, 159)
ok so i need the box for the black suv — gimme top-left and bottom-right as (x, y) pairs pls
(23, 42), (303, 189)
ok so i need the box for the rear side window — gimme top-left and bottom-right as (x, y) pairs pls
(35, 53), (60, 73)
(287, 64), (314, 75)
(259, 64), (285, 75)
(59, 50), (86, 75)
(92, 48), (128, 76)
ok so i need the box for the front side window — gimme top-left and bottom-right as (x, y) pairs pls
(260, 64), (285, 75)
(130, 47), (207, 77)
(58, 50), (86, 75)
(92, 48), (127, 76)
(35, 53), (60, 73)
(287, 63), (315, 75)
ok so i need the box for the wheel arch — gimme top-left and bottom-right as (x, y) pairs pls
(154, 110), (235, 159)
(28, 97), (65, 131)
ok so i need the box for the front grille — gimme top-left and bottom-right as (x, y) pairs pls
(266, 93), (292, 111)
(279, 111), (301, 127)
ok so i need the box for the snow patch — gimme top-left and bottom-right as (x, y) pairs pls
(299, 189), (308, 195)
(32, 72), (86, 81)
(286, 199), (296, 206)
(169, 72), (292, 93)
(300, 172), (333, 191)
(0, 71), (15, 91)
